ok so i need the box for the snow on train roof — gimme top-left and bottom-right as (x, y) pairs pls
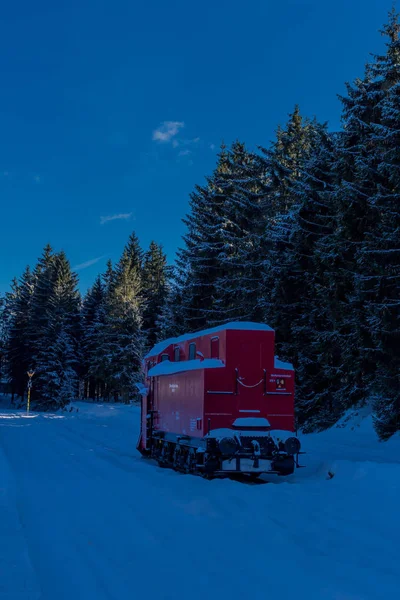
(274, 357), (294, 370)
(145, 321), (274, 359)
(148, 358), (225, 377)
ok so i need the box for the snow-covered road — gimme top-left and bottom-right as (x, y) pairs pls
(0, 401), (399, 600)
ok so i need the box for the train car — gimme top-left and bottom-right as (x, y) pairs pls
(137, 321), (301, 478)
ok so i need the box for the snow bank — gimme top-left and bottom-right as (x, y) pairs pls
(145, 321), (273, 358)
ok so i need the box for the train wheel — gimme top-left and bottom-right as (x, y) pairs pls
(183, 448), (196, 473)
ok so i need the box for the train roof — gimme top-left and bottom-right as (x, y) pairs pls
(145, 321), (274, 359)
(148, 358), (225, 377)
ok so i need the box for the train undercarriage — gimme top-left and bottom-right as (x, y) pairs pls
(143, 430), (301, 479)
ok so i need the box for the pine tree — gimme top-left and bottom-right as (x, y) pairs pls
(369, 75), (400, 437)
(313, 10), (400, 432)
(260, 106), (320, 216)
(155, 270), (187, 340)
(81, 275), (107, 399)
(33, 250), (81, 408)
(103, 259), (115, 293)
(5, 268), (35, 400)
(259, 108), (323, 345)
(155, 271), (187, 340)
(35, 324), (78, 409)
(100, 234), (145, 402)
(82, 260), (118, 401)
(212, 141), (267, 323)
(287, 10), (400, 433)
(360, 11), (400, 438)
(142, 241), (170, 349)
(29, 244), (55, 337)
(175, 145), (234, 330)
(289, 131), (342, 429)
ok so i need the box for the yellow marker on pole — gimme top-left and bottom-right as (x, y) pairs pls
(27, 370), (35, 414)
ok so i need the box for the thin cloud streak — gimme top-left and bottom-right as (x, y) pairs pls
(73, 256), (105, 271)
(100, 212), (132, 225)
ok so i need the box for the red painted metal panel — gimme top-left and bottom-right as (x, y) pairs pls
(265, 366), (295, 431)
(204, 329), (295, 433)
(153, 370), (204, 438)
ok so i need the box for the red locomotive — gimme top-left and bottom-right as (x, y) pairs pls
(137, 322), (301, 478)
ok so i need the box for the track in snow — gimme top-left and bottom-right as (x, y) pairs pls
(0, 401), (399, 600)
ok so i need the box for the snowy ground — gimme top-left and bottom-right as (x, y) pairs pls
(0, 399), (399, 600)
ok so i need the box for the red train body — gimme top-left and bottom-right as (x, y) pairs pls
(137, 322), (301, 477)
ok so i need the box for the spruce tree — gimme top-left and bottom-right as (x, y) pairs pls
(175, 145), (233, 331)
(212, 141), (267, 323)
(5, 268), (35, 400)
(361, 11), (400, 438)
(259, 108), (322, 345)
(289, 131), (342, 429)
(81, 275), (106, 399)
(142, 241), (170, 349)
(28, 244), (56, 373)
(155, 273), (187, 340)
(33, 250), (81, 408)
(370, 80), (400, 437)
(312, 10), (400, 432)
(102, 234), (145, 402)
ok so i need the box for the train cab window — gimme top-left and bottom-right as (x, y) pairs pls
(174, 347), (180, 362)
(189, 342), (196, 360)
(160, 354), (169, 362)
(211, 337), (219, 359)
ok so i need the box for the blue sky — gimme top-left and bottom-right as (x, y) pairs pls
(0, 0), (395, 294)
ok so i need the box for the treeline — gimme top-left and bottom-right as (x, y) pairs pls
(0, 12), (399, 439)
(0, 235), (169, 408)
(162, 12), (400, 440)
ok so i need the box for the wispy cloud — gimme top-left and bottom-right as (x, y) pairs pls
(152, 121), (184, 143)
(34, 175), (41, 184)
(173, 136), (200, 149)
(152, 122), (201, 166)
(100, 212), (132, 225)
(73, 256), (105, 271)
(210, 143), (216, 151)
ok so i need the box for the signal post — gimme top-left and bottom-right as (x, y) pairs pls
(27, 370), (35, 414)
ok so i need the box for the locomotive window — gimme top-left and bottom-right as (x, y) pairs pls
(211, 337), (219, 359)
(174, 347), (180, 362)
(161, 354), (169, 362)
(189, 343), (196, 360)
